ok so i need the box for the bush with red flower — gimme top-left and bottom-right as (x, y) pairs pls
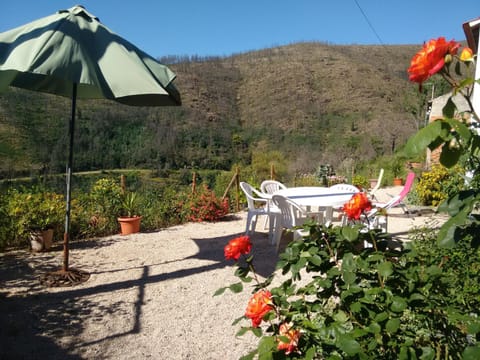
(187, 184), (229, 222)
(217, 36), (480, 359)
(406, 36), (479, 247)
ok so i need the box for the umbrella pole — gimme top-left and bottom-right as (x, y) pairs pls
(63, 83), (77, 272)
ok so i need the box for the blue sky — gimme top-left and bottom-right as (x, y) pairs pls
(1, 1), (479, 58)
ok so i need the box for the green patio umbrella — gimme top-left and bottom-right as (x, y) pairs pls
(0, 5), (181, 285)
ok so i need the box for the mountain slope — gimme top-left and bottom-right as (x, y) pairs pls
(0, 42), (428, 177)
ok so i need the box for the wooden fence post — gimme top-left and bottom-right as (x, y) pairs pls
(270, 163), (275, 180)
(222, 167), (241, 212)
(235, 167), (240, 212)
(120, 174), (126, 194)
(192, 172), (196, 194)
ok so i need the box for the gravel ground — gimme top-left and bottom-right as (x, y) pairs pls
(0, 187), (446, 359)
(0, 213), (271, 360)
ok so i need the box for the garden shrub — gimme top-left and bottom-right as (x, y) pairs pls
(352, 174), (369, 190)
(415, 164), (465, 206)
(219, 223), (480, 359)
(3, 188), (65, 248)
(186, 183), (229, 222)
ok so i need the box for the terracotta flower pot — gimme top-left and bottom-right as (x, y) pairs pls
(117, 216), (142, 235)
(393, 178), (403, 186)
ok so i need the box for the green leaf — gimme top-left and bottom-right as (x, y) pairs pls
(377, 261), (393, 277)
(213, 287), (227, 296)
(386, 318), (401, 333)
(463, 346), (480, 360)
(236, 327), (249, 336)
(337, 336), (361, 356)
(305, 347), (316, 360)
(426, 265), (442, 277)
(443, 97), (456, 118)
(333, 310), (349, 323)
(374, 312), (389, 322)
(229, 282), (244, 293)
(342, 253), (356, 270)
(404, 120), (450, 157)
(350, 302), (363, 313)
(368, 322), (381, 334)
(444, 118), (472, 142)
(232, 315), (245, 326)
(235, 266), (250, 278)
(308, 254), (323, 266)
(252, 327), (263, 337)
(440, 145), (462, 168)
(467, 321), (480, 334)
(437, 207), (471, 248)
(239, 351), (257, 360)
(420, 347), (435, 360)
(455, 60), (462, 76)
(341, 226), (359, 241)
(390, 296), (407, 312)
(257, 336), (275, 360)
(342, 269), (356, 285)
(437, 190), (476, 215)
(409, 293), (425, 302)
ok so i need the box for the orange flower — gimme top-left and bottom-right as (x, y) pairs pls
(224, 235), (252, 261)
(408, 37), (460, 85)
(245, 290), (273, 327)
(460, 47), (474, 62)
(277, 322), (301, 355)
(342, 192), (372, 220)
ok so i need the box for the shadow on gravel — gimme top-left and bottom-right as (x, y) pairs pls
(0, 214), (280, 359)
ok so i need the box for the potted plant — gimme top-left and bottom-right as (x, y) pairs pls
(351, 174), (369, 191)
(6, 190), (64, 251)
(117, 192), (142, 235)
(390, 157), (406, 186)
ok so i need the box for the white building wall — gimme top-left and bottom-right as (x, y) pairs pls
(473, 28), (480, 117)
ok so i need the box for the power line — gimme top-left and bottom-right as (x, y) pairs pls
(353, 0), (384, 45)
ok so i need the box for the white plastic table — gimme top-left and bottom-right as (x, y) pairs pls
(275, 187), (356, 209)
(266, 186), (357, 247)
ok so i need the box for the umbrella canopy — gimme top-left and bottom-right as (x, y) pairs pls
(0, 5), (181, 284)
(0, 5), (181, 106)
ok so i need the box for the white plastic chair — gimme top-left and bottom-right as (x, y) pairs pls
(260, 180), (287, 194)
(271, 194), (324, 251)
(239, 182), (278, 242)
(259, 180), (287, 229)
(369, 168), (384, 200)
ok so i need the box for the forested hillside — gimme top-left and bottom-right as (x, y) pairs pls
(0, 41), (438, 178)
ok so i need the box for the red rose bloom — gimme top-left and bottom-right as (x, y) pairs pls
(245, 290), (273, 327)
(277, 322), (301, 355)
(224, 235), (252, 261)
(408, 37), (460, 85)
(342, 192), (372, 220)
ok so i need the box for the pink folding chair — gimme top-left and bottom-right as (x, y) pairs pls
(375, 172), (416, 213)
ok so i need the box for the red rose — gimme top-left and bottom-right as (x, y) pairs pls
(245, 290), (273, 327)
(342, 192), (372, 220)
(224, 235), (252, 261)
(277, 322), (301, 355)
(408, 37), (460, 85)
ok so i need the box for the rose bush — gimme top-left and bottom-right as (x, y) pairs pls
(405, 36), (479, 247)
(217, 36), (480, 359)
